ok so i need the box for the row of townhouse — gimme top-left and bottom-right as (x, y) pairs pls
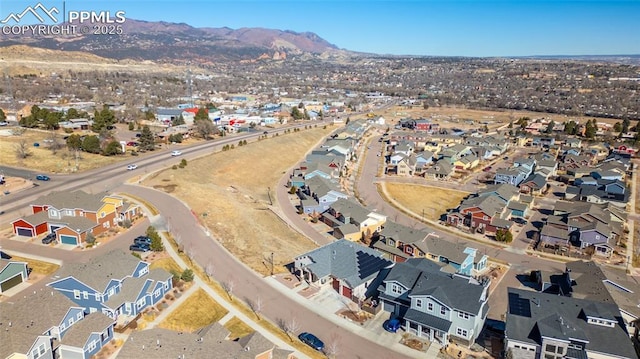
(384, 133), (511, 179)
(11, 190), (141, 247)
(0, 250), (173, 359)
(446, 183), (534, 235)
(538, 201), (626, 257)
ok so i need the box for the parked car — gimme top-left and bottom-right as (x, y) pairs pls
(483, 166), (492, 172)
(126, 141), (138, 146)
(171, 150), (182, 156)
(42, 233), (57, 244)
(383, 318), (401, 333)
(33, 142), (40, 147)
(298, 332), (324, 351)
(135, 133), (142, 137)
(35, 174), (50, 181)
(0, 121), (8, 126)
(263, 131), (269, 135)
(134, 235), (152, 246)
(503, 156), (509, 160)
(129, 244), (150, 252)
(127, 164), (138, 170)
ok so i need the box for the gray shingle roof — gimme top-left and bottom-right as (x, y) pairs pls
(105, 276), (147, 309)
(59, 313), (114, 348)
(33, 190), (105, 212)
(506, 288), (637, 358)
(0, 289), (80, 358)
(50, 250), (143, 292)
(295, 239), (392, 288)
(380, 221), (429, 244)
(383, 258), (487, 314)
(330, 198), (371, 223)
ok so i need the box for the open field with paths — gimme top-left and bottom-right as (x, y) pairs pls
(143, 125), (335, 275)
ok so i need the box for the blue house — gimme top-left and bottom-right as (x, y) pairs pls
(58, 313), (115, 359)
(48, 250), (172, 321)
(0, 289), (114, 359)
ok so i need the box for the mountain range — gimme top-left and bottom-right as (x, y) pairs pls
(0, 19), (343, 63)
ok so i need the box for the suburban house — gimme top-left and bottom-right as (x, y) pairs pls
(539, 201), (621, 255)
(117, 325), (293, 359)
(371, 221), (487, 276)
(531, 260), (640, 339)
(564, 179), (630, 207)
(376, 258), (489, 347)
(47, 250), (173, 322)
(0, 289), (115, 359)
(372, 221), (433, 262)
(505, 287), (637, 359)
(387, 153), (417, 176)
(0, 256), (29, 294)
(293, 239), (392, 302)
(519, 173), (548, 195)
(11, 190), (141, 246)
(298, 176), (347, 216)
(495, 157), (536, 186)
(323, 198), (386, 241)
(447, 195), (505, 234)
(424, 160), (454, 180)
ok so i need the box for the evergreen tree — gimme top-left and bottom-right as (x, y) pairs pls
(138, 125), (156, 151)
(194, 108), (208, 121)
(66, 134), (82, 150)
(622, 118), (630, 133)
(102, 140), (122, 156)
(545, 120), (555, 134)
(172, 114), (185, 126)
(81, 135), (101, 154)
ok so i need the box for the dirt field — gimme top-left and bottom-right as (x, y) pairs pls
(380, 183), (470, 221)
(0, 128), (121, 173)
(143, 125), (336, 275)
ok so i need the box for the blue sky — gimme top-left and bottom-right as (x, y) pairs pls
(2, 0), (639, 56)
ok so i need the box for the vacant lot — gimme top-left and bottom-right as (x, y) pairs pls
(363, 105), (623, 129)
(143, 125), (336, 275)
(380, 183), (470, 221)
(0, 128), (120, 173)
(158, 288), (227, 332)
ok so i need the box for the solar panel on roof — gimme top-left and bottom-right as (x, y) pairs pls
(357, 251), (389, 279)
(508, 291), (532, 317)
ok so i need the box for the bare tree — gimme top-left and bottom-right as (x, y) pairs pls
(247, 296), (264, 320)
(14, 139), (31, 159)
(283, 317), (300, 341)
(205, 262), (215, 280)
(47, 131), (64, 155)
(325, 333), (341, 358)
(185, 245), (196, 265)
(222, 278), (235, 301)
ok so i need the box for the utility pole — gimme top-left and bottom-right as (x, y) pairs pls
(270, 252), (274, 276)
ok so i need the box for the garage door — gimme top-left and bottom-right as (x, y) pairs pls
(60, 235), (78, 245)
(0, 273), (23, 292)
(16, 227), (34, 237)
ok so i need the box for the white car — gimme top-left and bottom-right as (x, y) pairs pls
(171, 150), (182, 156)
(127, 164), (138, 170)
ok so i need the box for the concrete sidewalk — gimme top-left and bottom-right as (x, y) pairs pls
(155, 222), (310, 359)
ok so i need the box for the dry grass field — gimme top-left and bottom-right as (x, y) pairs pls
(8, 255), (60, 275)
(0, 128), (121, 173)
(380, 183), (470, 221)
(158, 288), (228, 332)
(223, 316), (255, 340)
(149, 256), (183, 274)
(143, 125), (336, 275)
(363, 104), (623, 128)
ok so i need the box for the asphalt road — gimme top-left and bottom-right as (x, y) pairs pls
(119, 184), (404, 359)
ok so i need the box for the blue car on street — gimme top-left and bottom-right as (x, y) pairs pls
(35, 174), (50, 181)
(383, 318), (401, 333)
(298, 332), (324, 351)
